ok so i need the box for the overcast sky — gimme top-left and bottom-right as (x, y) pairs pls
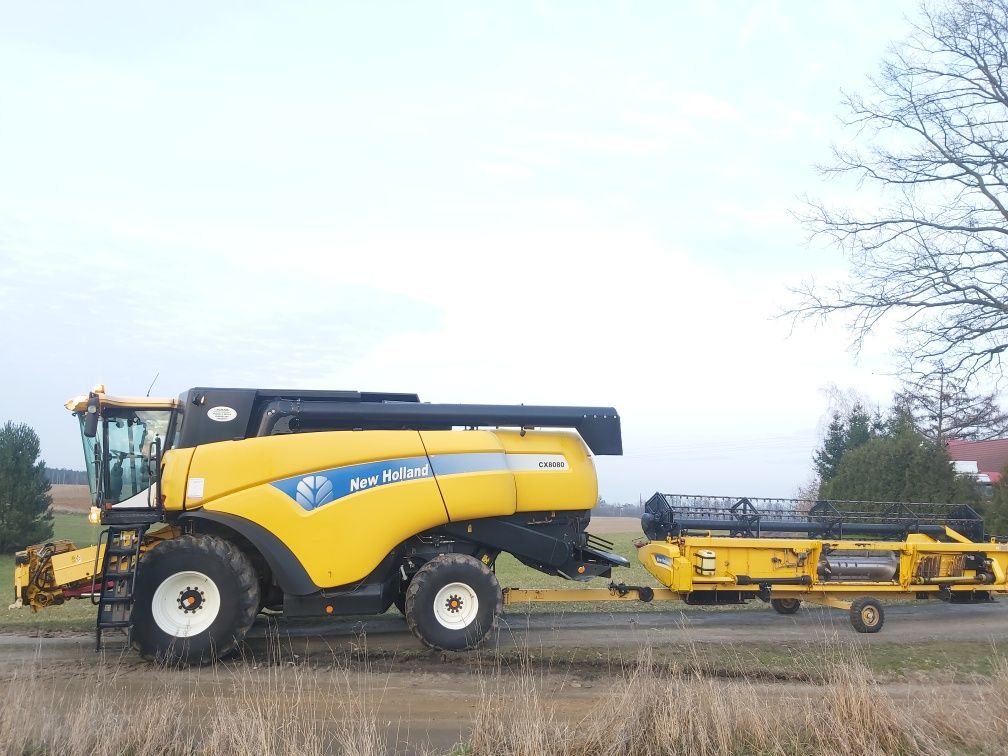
(0, 1), (920, 501)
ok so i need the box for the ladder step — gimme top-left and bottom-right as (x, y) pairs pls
(95, 523), (150, 649)
(97, 621), (132, 629)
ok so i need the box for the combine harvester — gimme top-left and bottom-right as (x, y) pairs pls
(12, 385), (1008, 663)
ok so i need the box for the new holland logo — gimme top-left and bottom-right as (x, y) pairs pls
(295, 475), (334, 510)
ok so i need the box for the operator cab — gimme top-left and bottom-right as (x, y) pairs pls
(67, 385), (178, 513)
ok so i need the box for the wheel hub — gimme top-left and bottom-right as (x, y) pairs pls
(177, 587), (206, 614)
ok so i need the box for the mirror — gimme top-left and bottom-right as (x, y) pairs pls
(83, 396), (99, 438)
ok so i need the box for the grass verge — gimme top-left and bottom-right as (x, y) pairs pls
(3, 638), (1006, 755)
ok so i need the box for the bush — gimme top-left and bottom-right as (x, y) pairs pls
(821, 431), (978, 505)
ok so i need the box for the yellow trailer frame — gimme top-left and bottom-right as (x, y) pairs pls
(504, 529), (1008, 633)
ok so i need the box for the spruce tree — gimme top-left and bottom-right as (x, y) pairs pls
(821, 431), (978, 505)
(0, 422), (54, 552)
(983, 465), (1008, 539)
(813, 404), (879, 485)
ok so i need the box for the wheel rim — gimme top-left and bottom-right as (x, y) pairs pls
(151, 570), (221, 638)
(861, 606), (878, 626)
(433, 581), (479, 630)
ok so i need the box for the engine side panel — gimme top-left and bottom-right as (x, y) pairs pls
(420, 430), (517, 521)
(495, 430), (598, 512)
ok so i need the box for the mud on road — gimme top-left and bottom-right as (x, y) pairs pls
(2, 601), (1008, 753)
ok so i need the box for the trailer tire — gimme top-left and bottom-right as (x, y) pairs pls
(131, 535), (260, 665)
(770, 598), (801, 615)
(405, 554), (502, 651)
(849, 596), (884, 633)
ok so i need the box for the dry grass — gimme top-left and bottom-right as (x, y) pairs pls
(2, 638), (1007, 755)
(49, 485), (91, 513)
(465, 640), (1008, 756)
(0, 641), (389, 756)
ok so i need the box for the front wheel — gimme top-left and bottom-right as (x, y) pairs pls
(132, 535), (260, 665)
(404, 554), (502, 651)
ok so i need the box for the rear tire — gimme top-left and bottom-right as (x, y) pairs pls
(132, 535), (260, 665)
(404, 554), (502, 651)
(770, 598), (801, 615)
(393, 585), (407, 616)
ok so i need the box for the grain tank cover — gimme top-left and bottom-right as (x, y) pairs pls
(174, 387), (622, 455)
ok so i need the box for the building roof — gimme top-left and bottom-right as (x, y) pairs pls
(946, 439), (1008, 483)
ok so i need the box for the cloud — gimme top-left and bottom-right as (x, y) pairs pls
(534, 130), (670, 157)
(677, 93), (738, 121)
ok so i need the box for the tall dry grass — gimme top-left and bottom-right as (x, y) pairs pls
(2, 636), (1006, 755)
(466, 641), (1008, 756)
(0, 639), (388, 756)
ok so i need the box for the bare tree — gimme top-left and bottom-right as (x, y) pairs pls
(892, 364), (1008, 441)
(791, 0), (1008, 379)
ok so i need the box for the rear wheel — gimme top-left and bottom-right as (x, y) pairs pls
(132, 535), (260, 665)
(770, 598), (801, 615)
(404, 554), (502, 651)
(393, 581), (408, 616)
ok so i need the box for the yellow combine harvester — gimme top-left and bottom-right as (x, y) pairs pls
(13, 385), (1008, 663)
(13, 385), (626, 663)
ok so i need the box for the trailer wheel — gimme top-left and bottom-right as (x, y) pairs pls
(404, 554), (502, 651)
(132, 535), (260, 665)
(849, 596), (884, 633)
(770, 598), (801, 615)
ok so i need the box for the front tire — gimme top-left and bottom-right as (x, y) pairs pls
(404, 554), (502, 651)
(132, 535), (260, 665)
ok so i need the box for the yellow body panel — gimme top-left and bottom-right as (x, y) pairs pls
(183, 431), (440, 509)
(186, 430), (447, 587)
(167, 428), (600, 589)
(204, 481), (447, 587)
(50, 545), (101, 585)
(496, 430), (597, 512)
(420, 430), (517, 521)
(161, 447), (195, 511)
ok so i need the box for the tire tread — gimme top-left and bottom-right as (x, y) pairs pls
(405, 553), (502, 650)
(132, 534), (259, 664)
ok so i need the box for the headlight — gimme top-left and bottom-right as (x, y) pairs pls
(88, 506), (101, 525)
